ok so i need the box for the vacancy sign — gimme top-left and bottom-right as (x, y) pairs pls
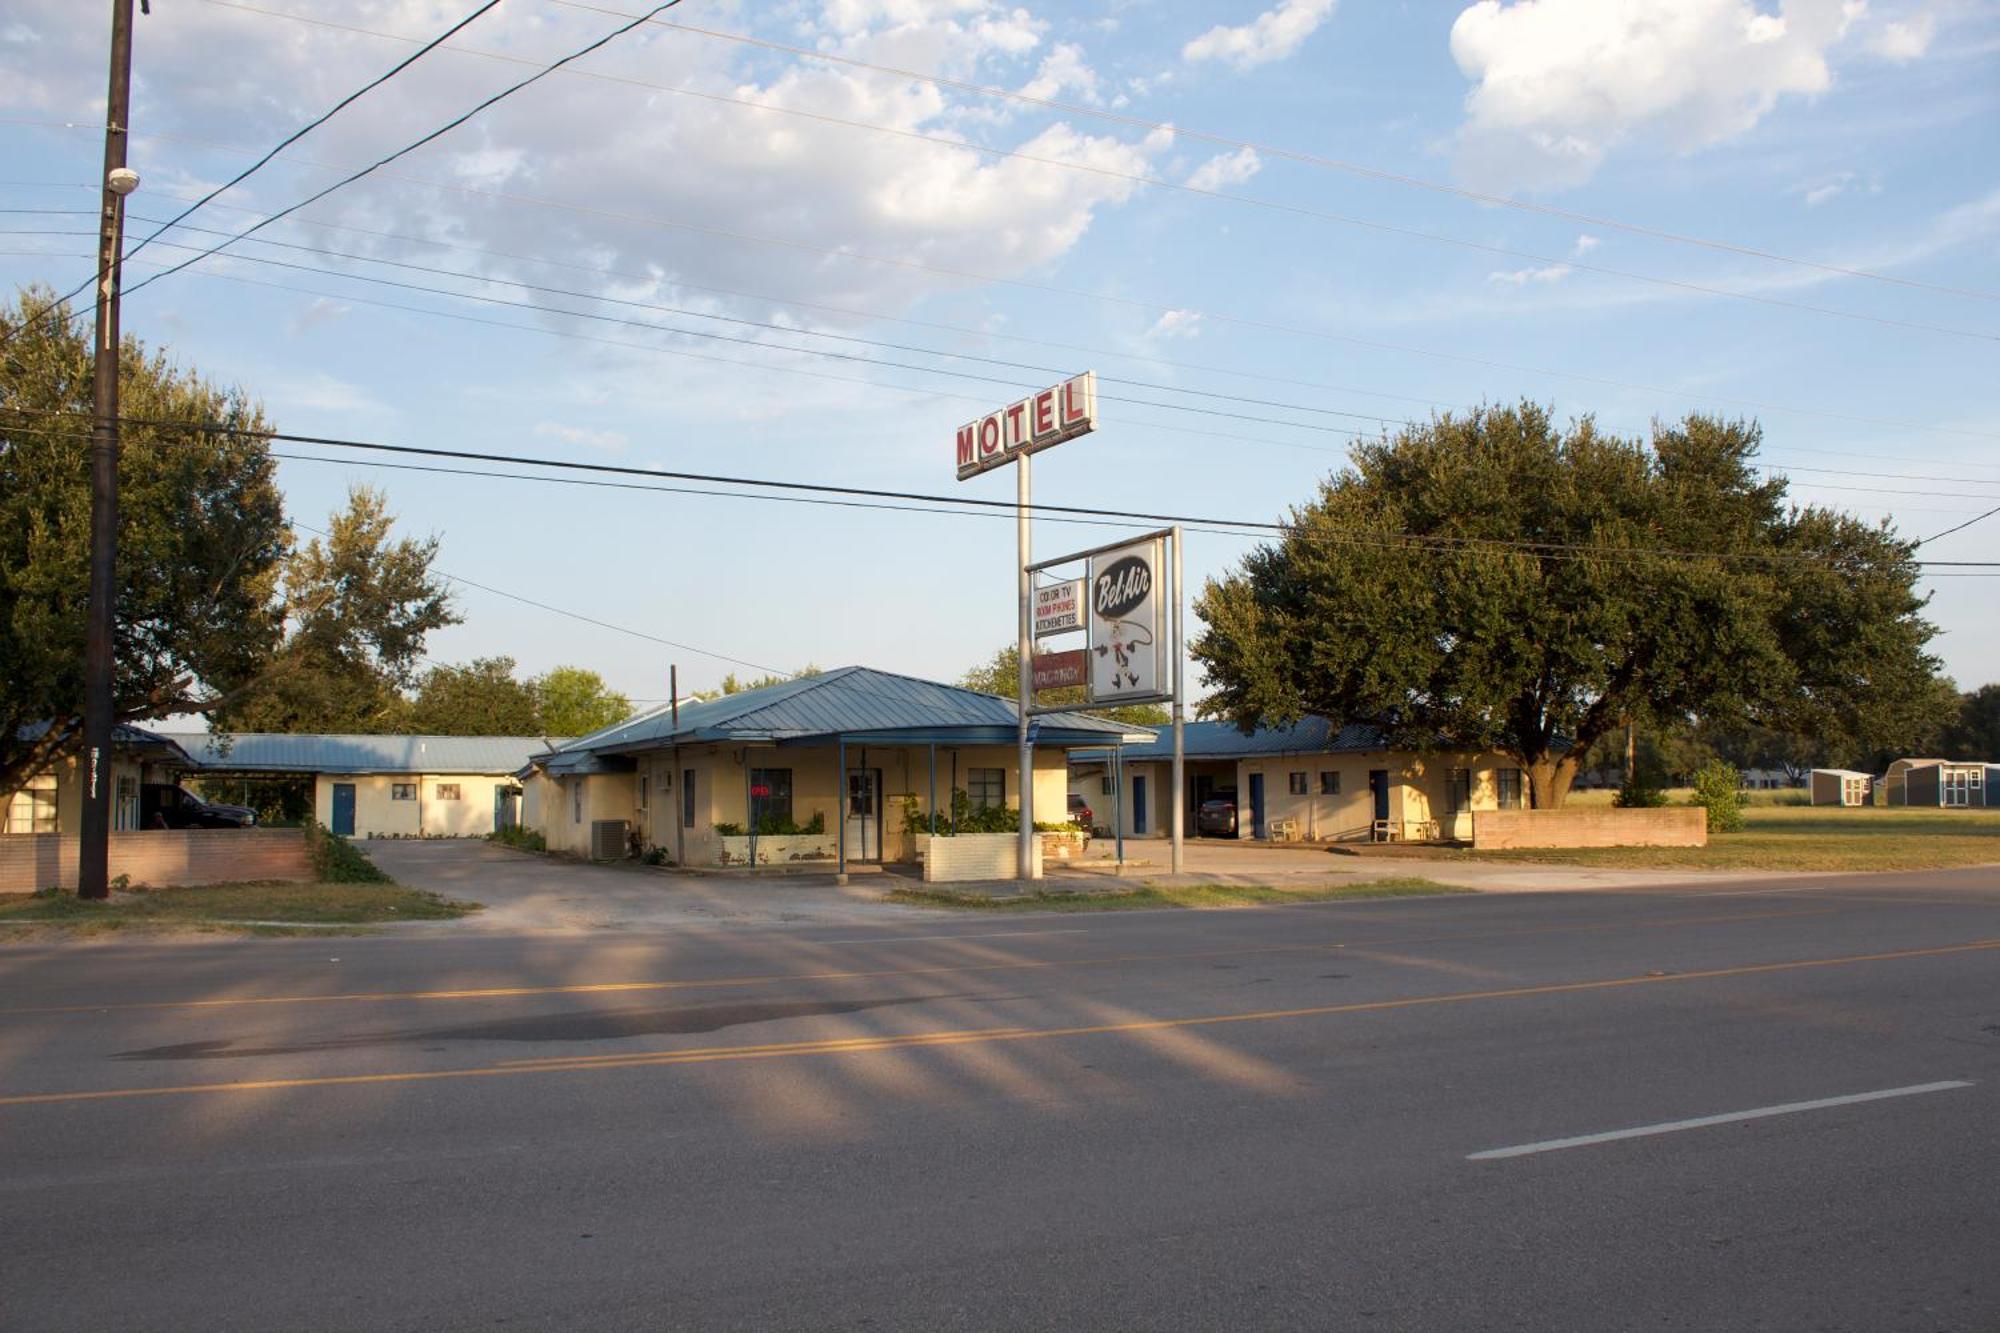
(1088, 538), (1167, 703)
(1031, 650), (1087, 692)
(1033, 580), (1084, 638)
(955, 372), (1096, 480)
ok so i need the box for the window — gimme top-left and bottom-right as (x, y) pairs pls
(1288, 772), (1308, 796)
(572, 779), (583, 824)
(1445, 769), (1472, 814)
(967, 768), (1005, 811)
(750, 768), (793, 831)
(391, 783), (417, 801)
(1496, 769), (1523, 810)
(683, 769), (696, 829)
(1100, 776), (1115, 795)
(114, 775), (139, 832)
(435, 783), (462, 801)
(638, 776), (649, 812)
(5, 777), (57, 834)
(1319, 772), (1340, 796)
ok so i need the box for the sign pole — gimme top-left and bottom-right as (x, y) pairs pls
(1171, 526), (1185, 876)
(1017, 453), (1035, 882)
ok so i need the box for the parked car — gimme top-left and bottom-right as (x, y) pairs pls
(140, 783), (256, 829)
(1197, 796), (1238, 838)
(1067, 793), (1094, 829)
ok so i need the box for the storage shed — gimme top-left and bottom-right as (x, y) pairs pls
(1882, 758), (1998, 808)
(1809, 769), (1875, 807)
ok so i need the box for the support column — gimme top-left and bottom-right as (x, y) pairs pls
(1017, 454), (1035, 881)
(836, 735), (848, 885)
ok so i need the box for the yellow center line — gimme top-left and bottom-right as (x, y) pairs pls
(2, 936), (1993, 1109)
(0, 905), (1848, 1019)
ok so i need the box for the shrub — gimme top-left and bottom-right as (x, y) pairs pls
(1690, 760), (1746, 833)
(1614, 780), (1668, 808)
(487, 824), (546, 853)
(307, 822), (392, 883)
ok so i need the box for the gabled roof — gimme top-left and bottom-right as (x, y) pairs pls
(1076, 717), (1388, 763)
(535, 666), (1147, 764)
(161, 733), (563, 775)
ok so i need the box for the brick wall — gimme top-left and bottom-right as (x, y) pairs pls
(0, 828), (313, 893)
(1472, 808), (1707, 851)
(922, 832), (1045, 883)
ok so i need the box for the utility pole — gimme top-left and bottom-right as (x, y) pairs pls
(77, 0), (140, 900)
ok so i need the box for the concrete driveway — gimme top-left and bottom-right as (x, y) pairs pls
(360, 839), (939, 933)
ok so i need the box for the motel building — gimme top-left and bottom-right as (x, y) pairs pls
(516, 667), (1144, 873)
(1070, 717), (1530, 844)
(164, 733), (557, 838)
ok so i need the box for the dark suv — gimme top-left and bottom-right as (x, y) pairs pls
(140, 783), (256, 829)
(1067, 793), (1094, 829)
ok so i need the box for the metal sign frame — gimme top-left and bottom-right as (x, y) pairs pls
(1024, 526), (1186, 875)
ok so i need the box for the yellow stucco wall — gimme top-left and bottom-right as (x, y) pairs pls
(530, 743), (1073, 867)
(16, 755), (169, 835)
(315, 773), (521, 839)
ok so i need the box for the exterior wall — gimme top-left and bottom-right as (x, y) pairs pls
(0, 828), (312, 892)
(1233, 751), (1518, 842)
(541, 743), (1075, 868)
(1473, 808), (1707, 850)
(13, 754), (168, 835)
(314, 772), (518, 838)
(1070, 760), (1174, 840)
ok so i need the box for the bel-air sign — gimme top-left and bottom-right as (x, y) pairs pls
(954, 372), (1096, 480)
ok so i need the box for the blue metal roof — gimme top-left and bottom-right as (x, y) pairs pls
(17, 721), (194, 765)
(1075, 717), (1388, 763)
(542, 666), (1147, 761)
(161, 733), (563, 774)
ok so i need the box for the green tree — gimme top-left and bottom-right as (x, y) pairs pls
(688, 665), (821, 701)
(1192, 404), (1947, 808)
(1, 286), (288, 802)
(217, 486), (457, 733)
(960, 644), (1170, 727)
(532, 666), (631, 736)
(1942, 683), (2000, 760)
(407, 656), (542, 735)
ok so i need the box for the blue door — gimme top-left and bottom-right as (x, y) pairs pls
(1248, 773), (1265, 839)
(1369, 770), (1390, 823)
(1132, 775), (1148, 835)
(331, 783), (357, 837)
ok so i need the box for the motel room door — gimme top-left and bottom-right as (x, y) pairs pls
(845, 768), (884, 861)
(331, 783), (357, 837)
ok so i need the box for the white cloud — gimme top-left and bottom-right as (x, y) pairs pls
(1870, 11), (1936, 60)
(534, 421), (629, 452)
(1020, 42), (1099, 102)
(1486, 263), (1572, 286)
(1185, 146), (1262, 191)
(1449, 0), (1865, 190)
(0, 0), (1164, 349)
(1183, 0), (1338, 70)
(1571, 233), (1601, 256)
(1146, 309), (1203, 339)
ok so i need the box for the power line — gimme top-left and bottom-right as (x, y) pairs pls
(1920, 503), (2000, 546)
(19, 408), (1997, 570)
(10, 113), (1994, 444)
(120, 0), (505, 270)
(0, 0), (505, 352)
(212, 1), (1999, 345)
(121, 0), (689, 299)
(113, 228), (1380, 436)
(542, 0), (2000, 308)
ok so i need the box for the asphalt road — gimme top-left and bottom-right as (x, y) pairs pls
(2, 868), (1998, 1331)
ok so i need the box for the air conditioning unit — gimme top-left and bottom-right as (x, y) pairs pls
(590, 819), (629, 861)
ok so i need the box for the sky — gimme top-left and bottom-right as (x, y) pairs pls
(3, 0), (1997, 709)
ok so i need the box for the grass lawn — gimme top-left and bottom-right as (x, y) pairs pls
(0, 882), (481, 935)
(888, 877), (1467, 912)
(1462, 805), (2000, 873)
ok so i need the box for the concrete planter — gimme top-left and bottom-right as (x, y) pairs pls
(716, 833), (839, 866)
(1038, 829), (1090, 862)
(921, 832), (1044, 883)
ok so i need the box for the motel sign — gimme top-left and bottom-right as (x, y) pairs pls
(954, 372), (1097, 480)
